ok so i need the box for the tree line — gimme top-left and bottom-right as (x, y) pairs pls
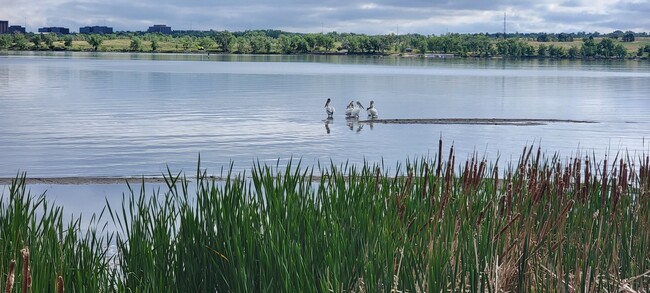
(0, 30), (648, 59)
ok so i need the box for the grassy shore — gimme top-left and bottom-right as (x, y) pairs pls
(2, 141), (649, 291)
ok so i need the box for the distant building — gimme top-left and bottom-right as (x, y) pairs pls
(79, 26), (113, 34)
(7, 25), (25, 34)
(38, 27), (70, 34)
(147, 25), (171, 34)
(0, 21), (8, 34)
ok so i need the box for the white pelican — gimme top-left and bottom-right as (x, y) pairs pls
(324, 98), (335, 118)
(366, 100), (378, 118)
(345, 101), (354, 117)
(350, 101), (364, 118)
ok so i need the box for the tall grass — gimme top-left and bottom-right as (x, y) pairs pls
(2, 141), (650, 291)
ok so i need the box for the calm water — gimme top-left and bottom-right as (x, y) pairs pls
(2, 51), (650, 179)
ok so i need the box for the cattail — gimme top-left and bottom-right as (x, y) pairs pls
(436, 138), (442, 178)
(56, 276), (64, 293)
(601, 159), (608, 208)
(5, 260), (15, 293)
(421, 163), (429, 198)
(20, 247), (31, 293)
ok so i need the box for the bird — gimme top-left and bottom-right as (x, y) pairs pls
(324, 98), (335, 119)
(351, 101), (365, 118)
(346, 101), (364, 118)
(366, 100), (378, 118)
(345, 101), (354, 118)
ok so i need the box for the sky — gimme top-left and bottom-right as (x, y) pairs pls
(1, 0), (649, 34)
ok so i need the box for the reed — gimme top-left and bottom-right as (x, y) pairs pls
(2, 142), (650, 291)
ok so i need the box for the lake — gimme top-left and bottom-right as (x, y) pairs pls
(2, 52), (650, 182)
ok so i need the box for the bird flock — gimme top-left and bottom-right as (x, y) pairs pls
(324, 98), (378, 119)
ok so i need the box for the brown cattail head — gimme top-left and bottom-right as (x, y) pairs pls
(21, 247), (31, 293)
(56, 276), (64, 293)
(5, 260), (16, 293)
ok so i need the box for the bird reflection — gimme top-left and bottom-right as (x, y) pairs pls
(324, 118), (332, 134)
(345, 117), (370, 133)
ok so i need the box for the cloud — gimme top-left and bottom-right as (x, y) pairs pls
(0, 0), (647, 34)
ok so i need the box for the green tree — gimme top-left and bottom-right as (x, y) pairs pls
(250, 35), (270, 53)
(612, 44), (627, 58)
(235, 37), (249, 53)
(13, 34), (29, 50)
(548, 45), (565, 58)
(150, 38), (159, 52)
(622, 32), (635, 42)
(130, 37), (143, 52)
(88, 35), (103, 51)
(598, 38), (614, 58)
(278, 35), (294, 54)
(536, 33), (550, 42)
(292, 35), (309, 53)
(198, 36), (215, 50)
(180, 36), (194, 51)
(216, 31), (235, 52)
(567, 46), (580, 58)
(581, 37), (597, 57)
(64, 36), (73, 48)
(0, 35), (11, 49)
(31, 34), (42, 49)
(537, 44), (547, 57)
(42, 33), (55, 49)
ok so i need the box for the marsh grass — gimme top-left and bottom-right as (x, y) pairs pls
(2, 141), (650, 291)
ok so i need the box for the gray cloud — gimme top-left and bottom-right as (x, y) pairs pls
(0, 0), (647, 34)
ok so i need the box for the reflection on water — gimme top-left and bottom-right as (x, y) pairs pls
(1, 52), (650, 178)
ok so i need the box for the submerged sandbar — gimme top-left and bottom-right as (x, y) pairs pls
(358, 118), (597, 126)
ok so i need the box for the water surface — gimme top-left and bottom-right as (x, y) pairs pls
(1, 52), (650, 179)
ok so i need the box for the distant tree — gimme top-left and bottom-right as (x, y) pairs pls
(216, 31), (235, 52)
(548, 45), (565, 58)
(0, 35), (11, 49)
(150, 38), (159, 51)
(88, 35), (103, 51)
(180, 36), (194, 51)
(581, 37), (597, 57)
(63, 36), (73, 48)
(42, 33), (55, 49)
(557, 33), (574, 42)
(250, 35), (270, 53)
(537, 44), (548, 57)
(322, 35), (335, 52)
(536, 33), (550, 42)
(198, 36), (215, 50)
(13, 34), (29, 50)
(235, 37), (249, 53)
(613, 44), (627, 58)
(278, 34), (294, 54)
(610, 30), (624, 40)
(31, 34), (42, 49)
(415, 39), (427, 54)
(622, 33), (635, 42)
(130, 37), (143, 52)
(567, 46), (580, 58)
(598, 38), (614, 57)
(292, 35), (309, 53)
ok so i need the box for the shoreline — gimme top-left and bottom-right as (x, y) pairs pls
(0, 177), (171, 185)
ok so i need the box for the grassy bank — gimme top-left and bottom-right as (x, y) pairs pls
(2, 142), (650, 291)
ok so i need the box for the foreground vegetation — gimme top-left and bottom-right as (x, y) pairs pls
(2, 143), (650, 291)
(2, 29), (650, 58)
